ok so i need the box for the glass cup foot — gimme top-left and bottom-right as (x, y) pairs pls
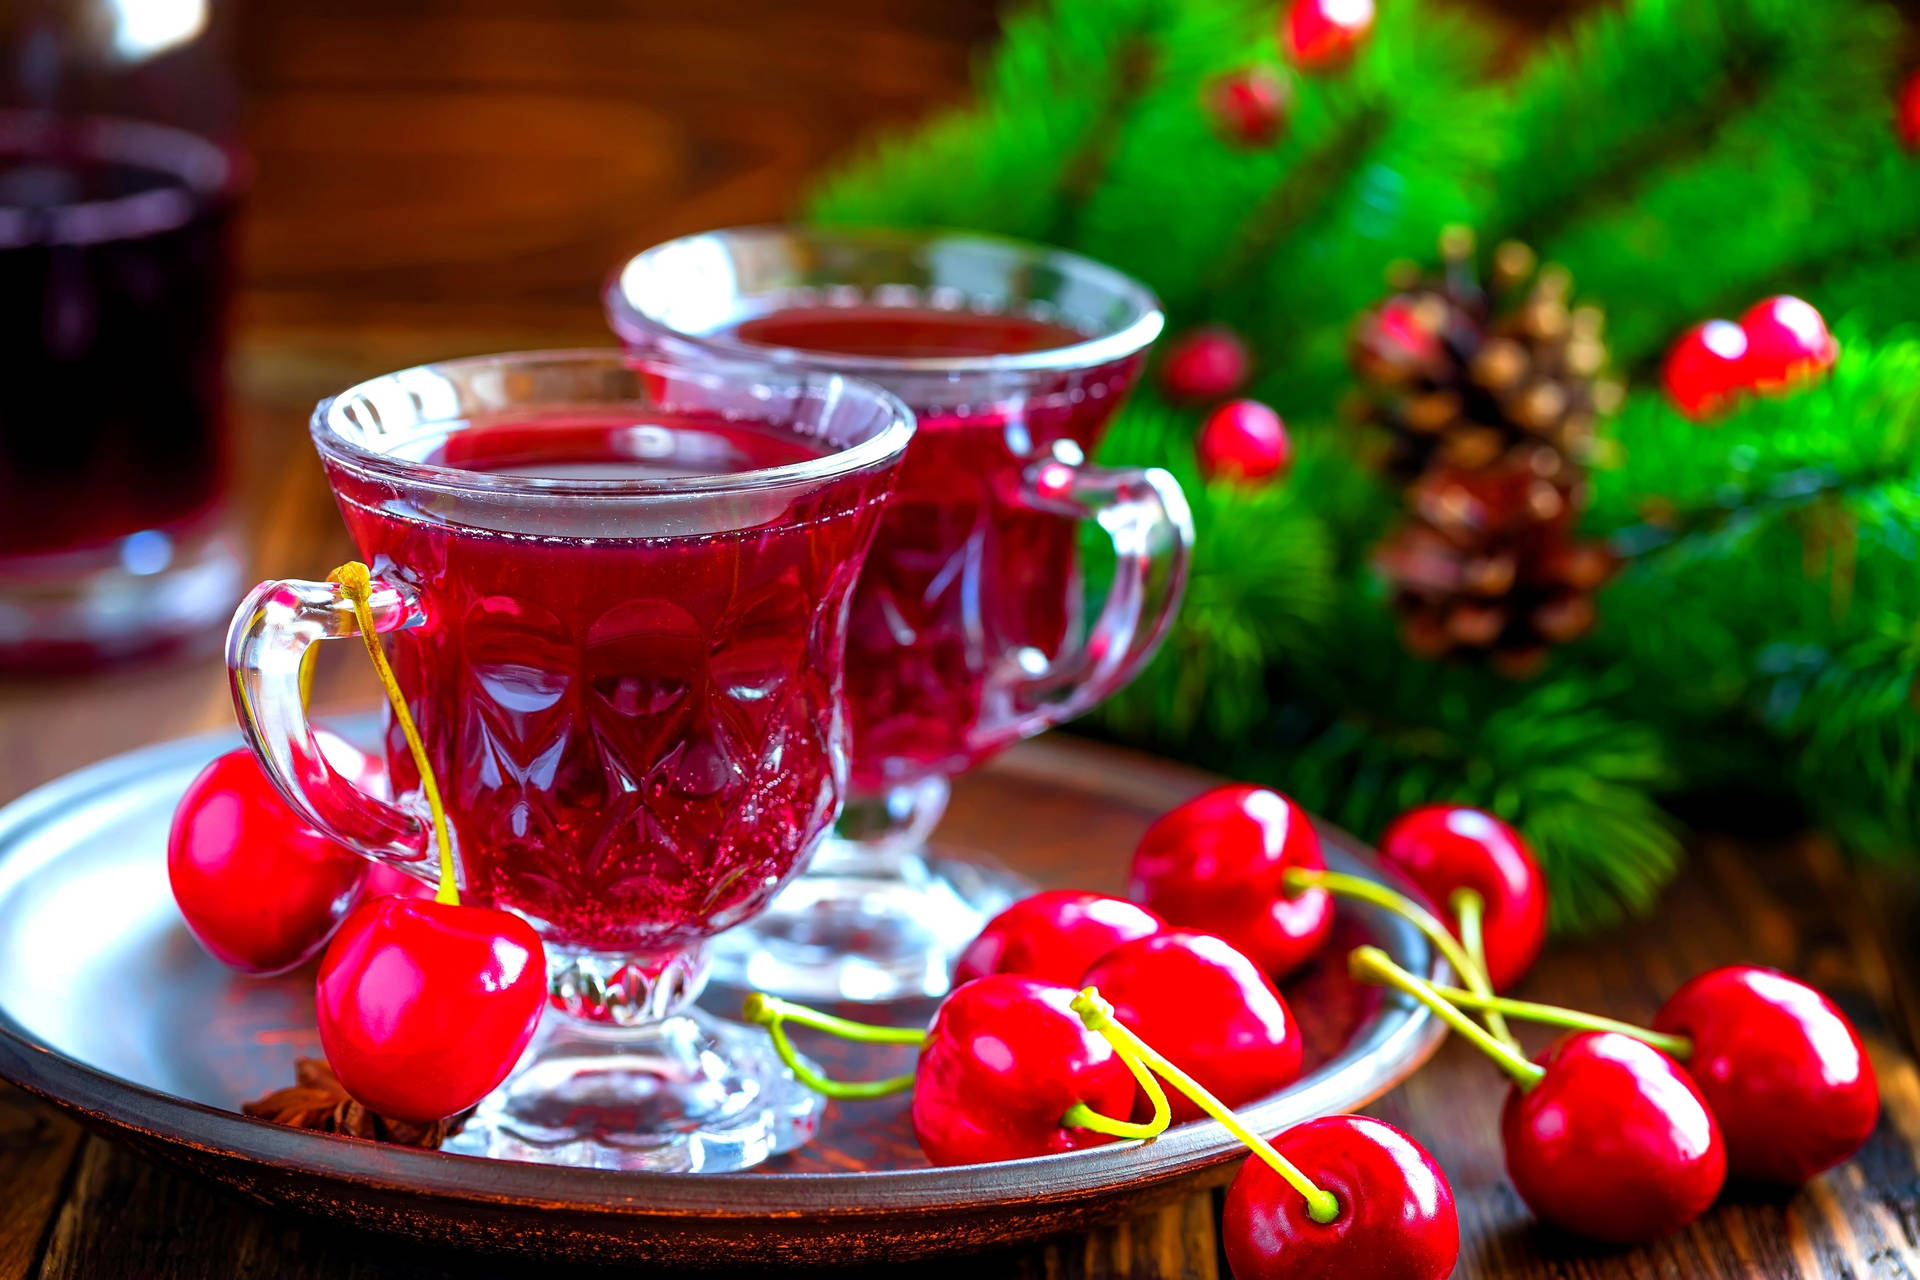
(445, 1006), (824, 1172)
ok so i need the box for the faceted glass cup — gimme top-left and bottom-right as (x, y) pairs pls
(607, 227), (1193, 1002)
(226, 350), (911, 1169)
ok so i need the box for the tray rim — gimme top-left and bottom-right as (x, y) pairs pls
(0, 726), (1448, 1221)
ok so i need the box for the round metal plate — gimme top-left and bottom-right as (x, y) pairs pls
(0, 727), (1446, 1266)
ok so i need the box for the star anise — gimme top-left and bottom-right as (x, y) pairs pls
(243, 1058), (466, 1150)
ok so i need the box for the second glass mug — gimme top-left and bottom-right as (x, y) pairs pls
(226, 351), (911, 1170)
(607, 227), (1195, 1002)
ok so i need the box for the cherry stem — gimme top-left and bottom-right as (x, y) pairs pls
(330, 561), (458, 908)
(1284, 868), (1513, 1048)
(1449, 888), (1519, 1052)
(1062, 992), (1173, 1143)
(741, 992), (923, 1100)
(1349, 946), (1545, 1090)
(1428, 986), (1694, 1059)
(1071, 987), (1340, 1226)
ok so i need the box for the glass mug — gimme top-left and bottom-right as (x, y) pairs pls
(227, 351), (911, 1170)
(607, 227), (1193, 1002)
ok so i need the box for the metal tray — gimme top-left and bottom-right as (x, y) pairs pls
(0, 726), (1445, 1267)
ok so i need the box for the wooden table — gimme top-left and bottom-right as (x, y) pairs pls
(6, 1), (1920, 1274)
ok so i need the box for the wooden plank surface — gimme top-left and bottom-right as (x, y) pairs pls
(4, 1), (1920, 1276)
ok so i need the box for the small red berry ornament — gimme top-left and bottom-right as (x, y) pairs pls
(1738, 295), (1838, 392)
(1080, 931), (1303, 1122)
(1161, 325), (1251, 402)
(1377, 804), (1548, 993)
(1353, 947), (1725, 1244)
(1663, 319), (1749, 420)
(1285, 0), (1375, 71)
(310, 563), (546, 1122)
(1224, 1116), (1459, 1280)
(1128, 784), (1333, 980)
(1899, 70), (1920, 150)
(953, 890), (1164, 987)
(1208, 66), (1292, 146)
(168, 744), (368, 976)
(908, 976), (1147, 1165)
(1653, 966), (1878, 1184)
(1197, 400), (1291, 486)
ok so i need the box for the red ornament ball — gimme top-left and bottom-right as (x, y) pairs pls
(1662, 319), (1749, 421)
(1739, 295), (1838, 392)
(1899, 70), (1920, 151)
(1160, 326), (1251, 402)
(1208, 66), (1292, 146)
(1285, 0), (1375, 71)
(1197, 399), (1291, 485)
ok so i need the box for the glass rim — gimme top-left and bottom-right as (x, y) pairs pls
(309, 348), (916, 499)
(605, 224), (1166, 376)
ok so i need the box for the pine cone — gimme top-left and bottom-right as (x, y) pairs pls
(1351, 228), (1622, 484)
(243, 1058), (465, 1150)
(1373, 458), (1615, 674)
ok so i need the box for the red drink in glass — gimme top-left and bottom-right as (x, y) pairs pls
(608, 228), (1192, 1003)
(0, 112), (240, 670)
(228, 352), (910, 1169)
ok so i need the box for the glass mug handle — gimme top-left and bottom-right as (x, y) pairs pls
(1005, 445), (1195, 731)
(225, 572), (448, 887)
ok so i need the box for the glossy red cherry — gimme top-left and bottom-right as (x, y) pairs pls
(168, 746), (368, 976)
(1284, 0), (1375, 71)
(1663, 319), (1749, 421)
(1502, 1031), (1725, 1244)
(1377, 804), (1547, 992)
(1128, 784), (1333, 981)
(953, 890), (1164, 987)
(315, 896), (546, 1122)
(1208, 67), (1291, 146)
(1901, 70), (1920, 150)
(1080, 931), (1302, 1123)
(1652, 966), (1878, 1184)
(1738, 295), (1838, 392)
(1161, 325), (1251, 402)
(911, 975), (1137, 1166)
(1197, 400), (1292, 486)
(1224, 1115), (1459, 1280)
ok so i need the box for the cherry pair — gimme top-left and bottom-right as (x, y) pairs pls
(1663, 295), (1839, 420)
(173, 563), (545, 1125)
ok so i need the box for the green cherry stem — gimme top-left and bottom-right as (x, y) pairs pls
(1070, 987), (1340, 1225)
(331, 561), (458, 907)
(1062, 996), (1172, 1142)
(1348, 946), (1546, 1091)
(741, 992), (924, 1100)
(1428, 986), (1694, 1059)
(1449, 888), (1516, 1052)
(1283, 868), (1517, 1051)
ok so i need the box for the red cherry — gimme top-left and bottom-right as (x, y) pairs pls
(1208, 67), (1291, 146)
(1284, 0), (1375, 71)
(1161, 325), (1251, 402)
(315, 896), (546, 1122)
(1079, 931), (1302, 1124)
(361, 860), (437, 901)
(1224, 1115), (1459, 1280)
(168, 747), (368, 976)
(1663, 319), (1749, 420)
(1377, 804), (1548, 992)
(953, 890), (1164, 987)
(1197, 400), (1291, 486)
(1652, 966), (1878, 1184)
(1128, 784), (1333, 980)
(1899, 70), (1920, 150)
(1738, 295), (1838, 392)
(911, 975), (1137, 1166)
(1502, 1031), (1725, 1244)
